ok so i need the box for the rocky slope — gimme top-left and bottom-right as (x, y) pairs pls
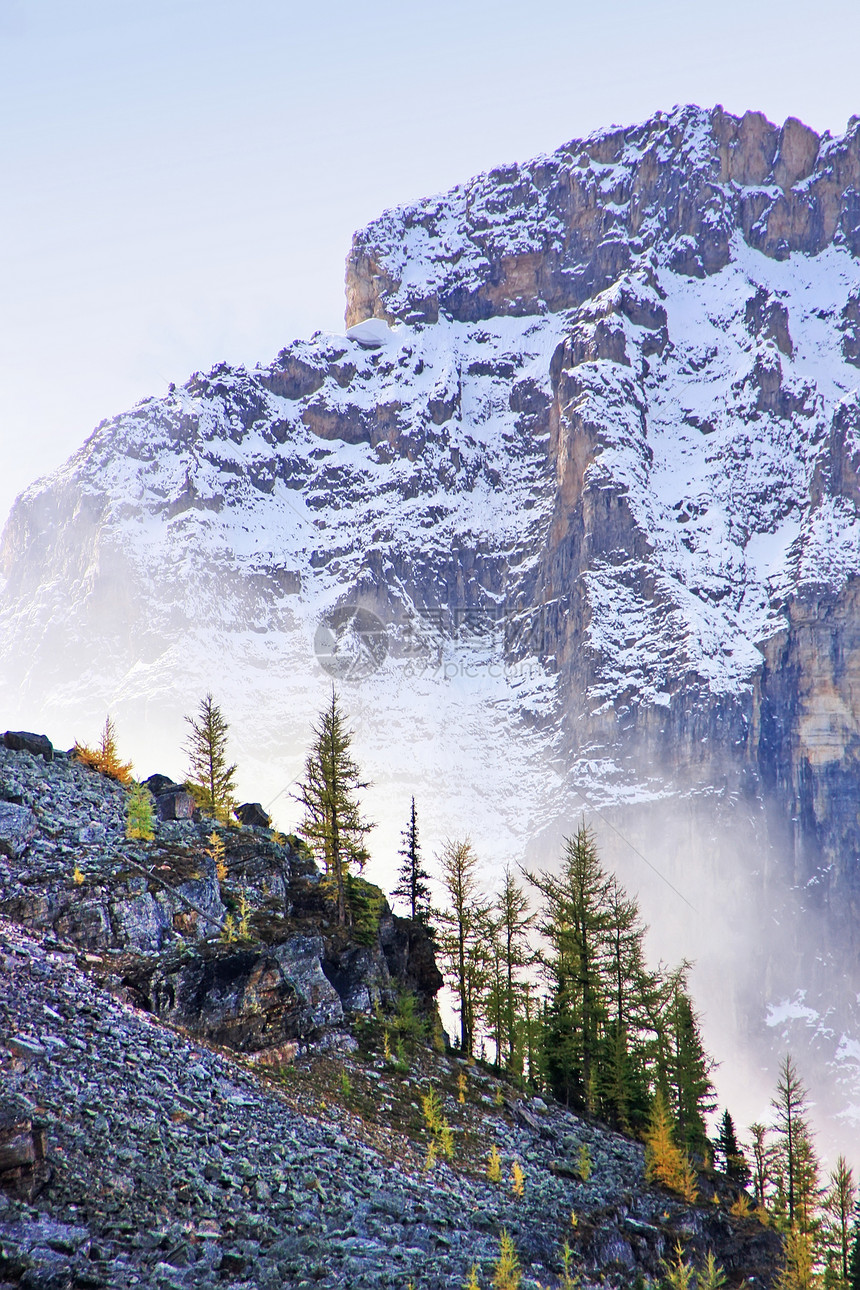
(0, 738), (782, 1288)
(3, 103), (860, 1137)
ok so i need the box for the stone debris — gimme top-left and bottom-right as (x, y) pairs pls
(0, 918), (782, 1289)
(0, 802), (38, 860)
(0, 740), (783, 1287)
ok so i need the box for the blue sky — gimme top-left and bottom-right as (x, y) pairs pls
(2, 0), (859, 521)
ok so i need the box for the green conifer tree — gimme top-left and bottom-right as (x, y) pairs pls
(848, 1211), (860, 1290)
(713, 1110), (752, 1187)
(770, 1055), (820, 1236)
(184, 693), (238, 824)
(667, 984), (716, 1160)
(392, 797), (432, 923)
(529, 824), (612, 1110)
(496, 867), (533, 1072)
(434, 837), (490, 1057)
(598, 876), (653, 1133)
(295, 688), (373, 926)
(125, 781), (155, 841)
(824, 1155), (855, 1290)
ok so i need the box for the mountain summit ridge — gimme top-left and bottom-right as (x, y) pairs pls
(345, 104), (859, 329)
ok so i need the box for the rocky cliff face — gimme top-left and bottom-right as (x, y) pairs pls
(3, 103), (860, 1137)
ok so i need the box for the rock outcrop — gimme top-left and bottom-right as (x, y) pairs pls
(0, 741), (442, 1063)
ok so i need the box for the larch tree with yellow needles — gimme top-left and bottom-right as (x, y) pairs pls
(74, 715), (133, 784)
(491, 1231), (521, 1290)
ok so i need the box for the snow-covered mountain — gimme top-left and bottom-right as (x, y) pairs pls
(5, 103), (860, 1145)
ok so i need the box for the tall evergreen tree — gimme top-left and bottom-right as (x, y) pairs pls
(434, 838), (490, 1057)
(824, 1156), (856, 1290)
(528, 823), (707, 1127)
(848, 1204), (860, 1290)
(529, 824), (615, 1110)
(484, 914), (506, 1070)
(598, 876), (653, 1133)
(184, 693), (238, 823)
(666, 983), (716, 1160)
(392, 797), (431, 923)
(496, 867), (533, 1072)
(713, 1110), (751, 1187)
(295, 688), (373, 926)
(771, 1055), (820, 1236)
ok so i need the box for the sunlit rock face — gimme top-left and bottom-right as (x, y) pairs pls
(4, 104), (860, 1141)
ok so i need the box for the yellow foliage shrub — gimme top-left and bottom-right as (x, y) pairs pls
(238, 889), (252, 938)
(577, 1143), (592, 1182)
(730, 1192), (753, 1219)
(74, 716), (133, 785)
(492, 1230), (521, 1290)
(645, 1090), (697, 1202)
(698, 1251), (728, 1290)
(561, 1240), (579, 1290)
(777, 1227), (816, 1290)
(661, 1242), (695, 1290)
(208, 832), (228, 882)
(511, 1161), (525, 1198)
(421, 1088), (443, 1135)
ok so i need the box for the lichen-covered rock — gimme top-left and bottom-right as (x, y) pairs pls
(0, 803), (37, 859)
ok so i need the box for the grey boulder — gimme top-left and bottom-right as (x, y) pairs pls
(0, 803), (37, 858)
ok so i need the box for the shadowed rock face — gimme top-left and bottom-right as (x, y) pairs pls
(122, 937), (345, 1051)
